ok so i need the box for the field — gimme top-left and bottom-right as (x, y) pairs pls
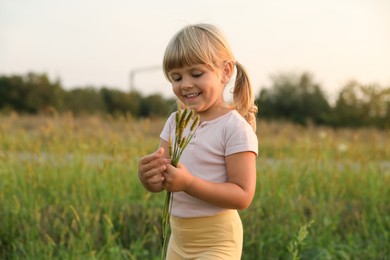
(0, 113), (389, 259)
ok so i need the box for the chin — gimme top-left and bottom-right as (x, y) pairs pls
(185, 104), (196, 110)
(184, 100), (203, 111)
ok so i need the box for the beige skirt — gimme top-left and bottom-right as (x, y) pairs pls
(166, 210), (243, 260)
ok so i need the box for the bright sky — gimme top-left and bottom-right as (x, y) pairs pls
(1, 0), (389, 100)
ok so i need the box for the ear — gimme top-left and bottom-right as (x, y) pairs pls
(221, 61), (234, 84)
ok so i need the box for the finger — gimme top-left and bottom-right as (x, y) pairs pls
(165, 163), (177, 172)
(139, 147), (165, 165)
(142, 165), (166, 180)
(140, 159), (167, 177)
(175, 162), (184, 168)
(156, 147), (165, 156)
(148, 174), (165, 184)
(162, 175), (169, 189)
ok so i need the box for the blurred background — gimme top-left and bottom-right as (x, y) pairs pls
(1, 0), (389, 94)
(1, 0), (390, 122)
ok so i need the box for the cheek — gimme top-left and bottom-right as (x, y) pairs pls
(172, 84), (181, 96)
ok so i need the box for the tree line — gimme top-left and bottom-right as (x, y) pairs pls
(1, 72), (389, 128)
(257, 72), (390, 128)
(0, 73), (176, 118)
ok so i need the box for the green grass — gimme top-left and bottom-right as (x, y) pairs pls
(0, 114), (389, 259)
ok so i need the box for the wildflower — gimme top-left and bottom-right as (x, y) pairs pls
(318, 131), (327, 139)
(337, 143), (348, 153)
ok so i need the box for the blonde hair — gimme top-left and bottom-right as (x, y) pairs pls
(163, 23), (257, 131)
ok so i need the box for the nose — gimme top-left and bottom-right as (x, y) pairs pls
(181, 75), (192, 90)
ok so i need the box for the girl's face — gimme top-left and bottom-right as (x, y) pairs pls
(168, 63), (232, 121)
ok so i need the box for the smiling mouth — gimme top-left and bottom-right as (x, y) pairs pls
(184, 93), (201, 98)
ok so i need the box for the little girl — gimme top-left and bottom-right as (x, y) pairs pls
(138, 23), (258, 259)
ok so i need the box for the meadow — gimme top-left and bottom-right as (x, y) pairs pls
(0, 113), (389, 260)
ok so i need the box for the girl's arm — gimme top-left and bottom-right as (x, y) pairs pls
(138, 139), (170, 193)
(164, 151), (256, 209)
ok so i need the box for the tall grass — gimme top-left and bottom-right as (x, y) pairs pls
(0, 113), (389, 259)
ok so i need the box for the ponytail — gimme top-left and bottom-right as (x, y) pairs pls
(232, 62), (258, 131)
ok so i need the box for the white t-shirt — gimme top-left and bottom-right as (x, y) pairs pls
(160, 110), (258, 218)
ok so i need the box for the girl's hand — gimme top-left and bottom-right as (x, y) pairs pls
(138, 147), (169, 192)
(163, 162), (194, 192)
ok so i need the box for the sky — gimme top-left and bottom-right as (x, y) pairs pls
(1, 0), (390, 101)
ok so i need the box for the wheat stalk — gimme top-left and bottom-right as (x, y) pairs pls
(161, 108), (199, 259)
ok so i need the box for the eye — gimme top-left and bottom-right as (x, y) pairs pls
(192, 72), (203, 78)
(170, 74), (182, 82)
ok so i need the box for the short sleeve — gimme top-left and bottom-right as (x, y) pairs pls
(224, 116), (258, 156)
(160, 112), (176, 142)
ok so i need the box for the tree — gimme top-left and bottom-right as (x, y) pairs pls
(64, 87), (105, 114)
(100, 88), (146, 116)
(0, 75), (24, 111)
(256, 72), (330, 125)
(0, 73), (64, 113)
(139, 93), (176, 118)
(23, 73), (64, 113)
(332, 81), (390, 128)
